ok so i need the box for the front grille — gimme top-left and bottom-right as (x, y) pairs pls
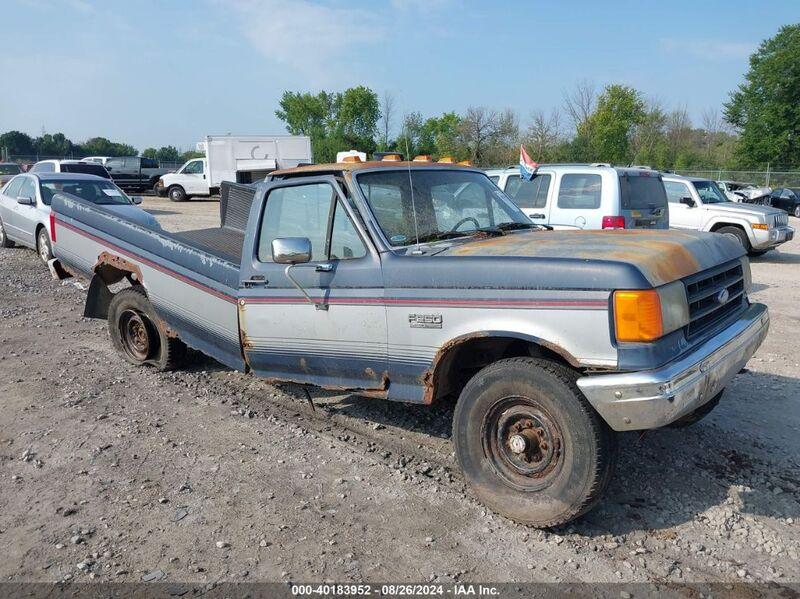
(684, 262), (745, 339)
(772, 213), (788, 228)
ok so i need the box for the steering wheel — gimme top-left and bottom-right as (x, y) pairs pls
(450, 216), (480, 232)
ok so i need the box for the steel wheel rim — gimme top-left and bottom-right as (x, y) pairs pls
(119, 309), (154, 361)
(795, 206), (800, 218)
(481, 396), (564, 492)
(0, 224), (5, 245)
(169, 188), (181, 201)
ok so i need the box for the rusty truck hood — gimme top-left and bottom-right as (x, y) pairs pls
(443, 229), (744, 287)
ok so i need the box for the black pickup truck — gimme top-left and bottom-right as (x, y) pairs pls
(104, 156), (174, 192)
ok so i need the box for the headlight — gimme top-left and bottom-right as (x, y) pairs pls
(613, 281), (689, 343)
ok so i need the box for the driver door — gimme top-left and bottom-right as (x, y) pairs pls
(238, 176), (388, 390)
(664, 180), (701, 229)
(182, 159), (207, 195)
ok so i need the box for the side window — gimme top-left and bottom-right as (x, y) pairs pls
(505, 174), (551, 209)
(123, 158), (139, 169)
(329, 201), (366, 260)
(557, 174), (602, 209)
(32, 162), (54, 173)
(488, 175), (500, 185)
(18, 177), (36, 200)
(184, 160), (203, 174)
(257, 183), (333, 263)
(106, 158), (123, 170)
(664, 181), (691, 203)
(3, 176), (24, 198)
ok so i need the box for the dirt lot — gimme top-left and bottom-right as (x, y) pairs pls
(1, 195), (799, 586)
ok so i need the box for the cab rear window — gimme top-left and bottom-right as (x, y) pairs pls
(619, 173), (667, 210)
(61, 163), (111, 179)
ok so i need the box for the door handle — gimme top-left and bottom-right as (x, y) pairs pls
(529, 213), (545, 219)
(242, 277), (267, 288)
(315, 263), (334, 272)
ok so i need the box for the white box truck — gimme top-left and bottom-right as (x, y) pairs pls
(155, 135), (312, 202)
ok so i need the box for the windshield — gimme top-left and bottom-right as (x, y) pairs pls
(0, 164), (21, 175)
(692, 180), (729, 204)
(356, 169), (530, 246)
(39, 179), (133, 206)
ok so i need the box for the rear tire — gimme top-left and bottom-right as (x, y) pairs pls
(37, 228), (53, 264)
(168, 185), (187, 202)
(794, 204), (800, 218)
(716, 225), (751, 253)
(108, 286), (186, 371)
(453, 357), (617, 527)
(0, 218), (15, 248)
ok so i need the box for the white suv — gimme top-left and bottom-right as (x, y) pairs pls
(486, 164), (668, 229)
(662, 174), (793, 255)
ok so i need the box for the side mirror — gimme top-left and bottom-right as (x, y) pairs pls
(272, 237), (311, 264)
(679, 197), (695, 207)
(16, 196), (34, 206)
(131, 196), (143, 205)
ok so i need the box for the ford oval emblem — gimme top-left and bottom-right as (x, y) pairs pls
(716, 289), (730, 304)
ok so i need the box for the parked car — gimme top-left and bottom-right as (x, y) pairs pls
(769, 188), (800, 218)
(155, 135), (313, 202)
(50, 158), (768, 527)
(663, 175), (793, 255)
(716, 180), (772, 204)
(0, 162), (22, 186)
(485, 165), (668, 229)
(29, 159), (111, 179)
(104, 156), (174, 192)
(0, 173), (156, 265)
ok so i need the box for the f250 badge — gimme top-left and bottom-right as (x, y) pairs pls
(408, 313), (443, 329)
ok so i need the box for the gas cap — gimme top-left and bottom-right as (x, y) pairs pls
(574, 216), (587, 229)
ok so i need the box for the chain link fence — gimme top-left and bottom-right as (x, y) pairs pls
(673, 169), (800, 188)
(1, 153), (183, 170)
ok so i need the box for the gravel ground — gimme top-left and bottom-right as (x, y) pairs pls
(0, 196), (798, 586)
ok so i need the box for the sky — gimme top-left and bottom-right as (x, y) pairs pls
(1, 0), (798, 153)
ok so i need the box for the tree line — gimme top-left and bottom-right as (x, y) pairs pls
(277, 24), (799, 169)
(0, 130), (200, 164)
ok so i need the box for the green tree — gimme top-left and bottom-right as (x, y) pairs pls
(583, 84), (646, 164)
(724, 24), (800, 168)
(0, 130), (35, 156)
(79, 137), (137, 157)
(142, 147), (158, 159)
(155, 145), (181, 162)
(34, 132), (74, 157)
(276, 87), (380, 162)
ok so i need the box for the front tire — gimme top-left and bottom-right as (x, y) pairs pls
(108, 286), (186, 371)
(453, 357), (617, 527)
(37, 228), (53, 264)
(0, 218), (15, 248)
(168, 185), (187, 202)
(794, 204), (800, 218)
(716, 225), (751, 253)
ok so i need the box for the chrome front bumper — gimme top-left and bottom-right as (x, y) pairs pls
(753, 225), (794, 249)
(577, 303), (769, 431)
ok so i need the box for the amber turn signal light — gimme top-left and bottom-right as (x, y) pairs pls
(614, 290), (663, 342)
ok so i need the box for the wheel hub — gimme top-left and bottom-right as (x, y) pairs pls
(482, 398), (564, 491)
(119, 309), (154, 361)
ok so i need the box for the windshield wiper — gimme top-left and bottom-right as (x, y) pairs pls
(413, 231), (473, 244)
(496, 221), (553, 231)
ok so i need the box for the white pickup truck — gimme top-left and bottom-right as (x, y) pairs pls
(156, 135), (312, 202)
(663, 174), (793, 255)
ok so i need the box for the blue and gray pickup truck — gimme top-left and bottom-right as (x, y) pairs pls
(49, 158), (769, 527)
